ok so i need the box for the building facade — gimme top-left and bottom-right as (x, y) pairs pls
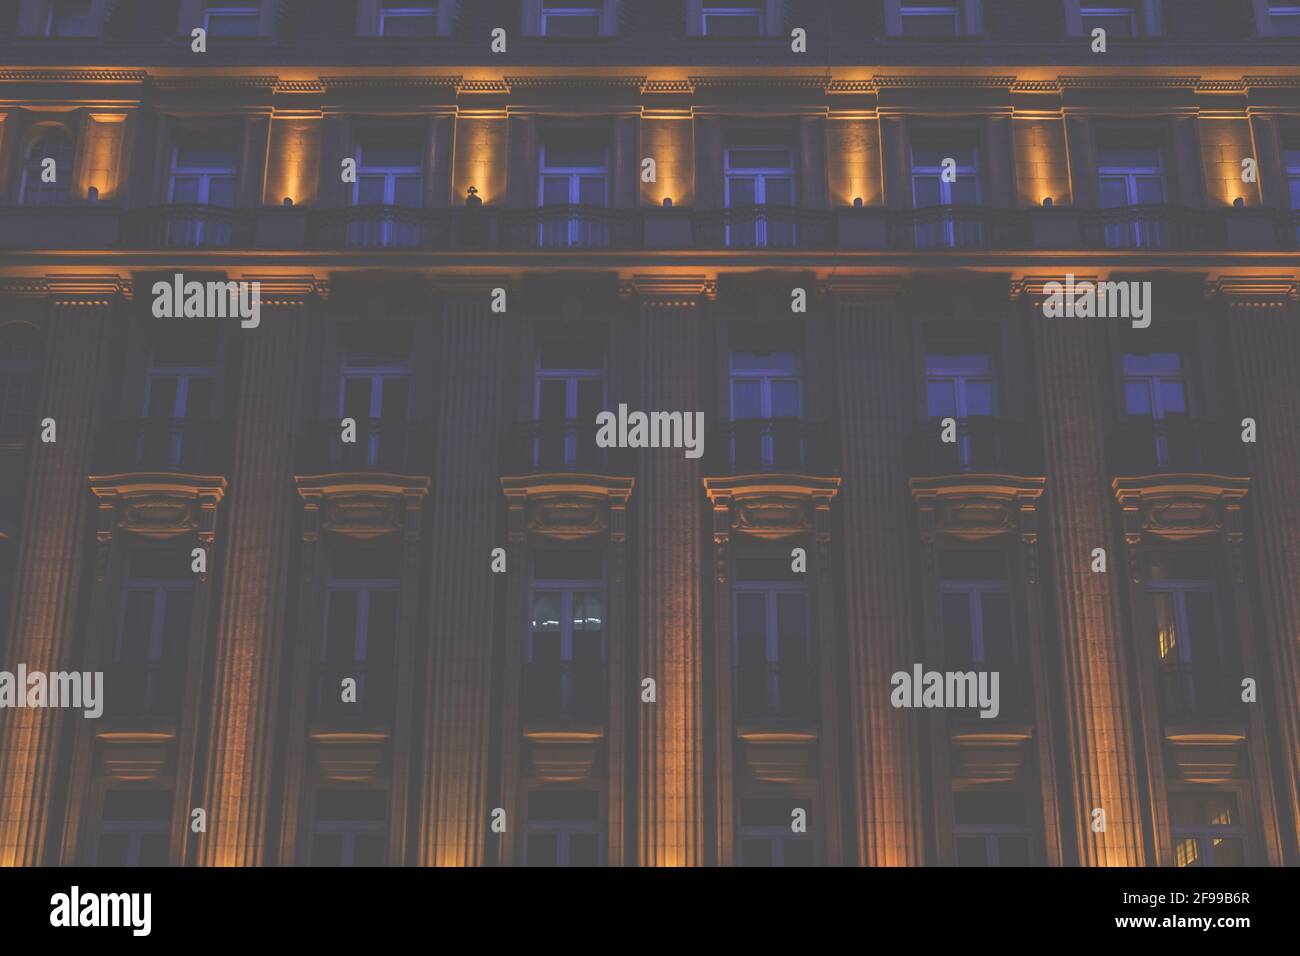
(0, 0), (1298, 867)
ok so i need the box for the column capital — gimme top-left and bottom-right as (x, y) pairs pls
(1205, 275), (1300, 306)
(233, 273), (327, 305)
(0, 275), (131, 304)
(619, 274), (715, 301)
(822, 275), (905, 299)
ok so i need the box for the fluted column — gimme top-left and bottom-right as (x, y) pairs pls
(1029, 294), (1146, 866)
(1221, 282), (1300, 863)
(634, 279), (705, 866)
(196, 282), (313, 866)
(831, 284), (924, 866)
(0, 279), (120, 867)
(419, 290), (509, 866)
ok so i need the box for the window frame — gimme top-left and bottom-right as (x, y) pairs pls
(899, 3), (963, 37)
(533, 346), (606, 467)
(378, 1), (439, 36)
(1079, 4), (1139, 38)
(202, 2), (263, 37)
(0, 324), (43, 437)
(723, 143), (797, 247)
(308, 791), (388, 867)
(701, 3), (765, 36)
(523, 792), (604, 866)
(95, 792), (172, 867)
(540, 3), (603, 36)
(732, 576), (812, 719)
(537, 140), (610, 247)
(1169, 793), (1246, 867)
(18, 130), (75, 207)
(938, 577), (1017, 667)
(114, 571), (194, 714)
(45, 0), (98, 37)
(527, 566), (606, 717)
(321, 572), (401, 713)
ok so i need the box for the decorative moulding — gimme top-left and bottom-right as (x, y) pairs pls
(295, 473), (430, 543)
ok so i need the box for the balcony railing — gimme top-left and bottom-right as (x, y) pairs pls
(500, 204), (644, 249)
(102, 658), (187, 718)
(102, 418), (226, 474)
(121, 204), (256, 248)
(306, 204), (450, 249)
(889, 205), (1030, 250)
(1158, 660), (1245, 722)
(505, 418), (631, 474)
(317, 661), (393, 719)
(907, 418), (1040, 476)
(1082, 204), (1225, 250)
(693, 204), (833, 249)
(1108, 417), (1246, 476)
(300, 419), (431, 474)
(522, 660), (605, 721)
(734, 661), (816, 722)
(711, 418), (837, 475)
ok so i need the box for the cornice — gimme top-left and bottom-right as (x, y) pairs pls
(151, 76), (277, 91)
(619, 274), (714, 299)
(234, 273), (326, 303)
(876, 75), (1016, 89)
(505, 75), (645, 91)
(1057, 75), (1200, 89)
(322, 75), (461, 91)
(687, 75), (829, 92)
(0, 69), (147, 83)
(1205, 275), (1300, 302)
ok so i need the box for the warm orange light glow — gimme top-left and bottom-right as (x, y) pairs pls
(453, 117), (506, 207)
(80, 113), (127, 201)
(640, 116), (693, 207)
(828, 118), (880, 207)
(264, 114), (322, 208)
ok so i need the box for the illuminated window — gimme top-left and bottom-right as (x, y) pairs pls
(338, 323), (412, 469)
(724, 143), (796, 247)
(46, 0), (96, 36)
(525, 791), (602, 865)
(203, 3), (261, 36)
(702, 2), (764, 36)
(350, 128), (424, 247)
(379, 1), (437, 36)
(739, 798), (815, 866)
(526, 551), (605, 719)
(900, 3), (962, 36)
(18, 131), (74, 206)
(0, 324), (43, 437)
(538, 136), (609, 247)
(541, 1), (602, 36)
(111, 551), (193, 717)
(733, 557), (812, 721)
(954, 791), (1032, 865)
(1170, 793), (1245, 866)
(1098, 140), (1168, 247)
(729, 350), (801, 469)
(96, 790), (172, 866)
(166, 131), (237, 247)
(533, 337), (605, 469)
(309, 790), (387, 866)
(1269, 3), (1300, 35)
(911, 130), (982, 247)
(1080, 3), (1138, 37)
(319, 550), (399, 718)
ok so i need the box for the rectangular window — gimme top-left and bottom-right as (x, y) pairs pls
(1286, 138), (1300, 244)
(1098, 140), (1168, 248)
(204, 3), (262, 36)
(350, 129), (424, 247)
(320, 551), (400, 718)
(729, 350), (802, 469)
(733, 559), (812, 720)
(1270, 3), (1300, 35)
(900, 3), (962, 36)
(142, 337), (216, 469)
(527, 552), (605, 719)
(940, 551), (1019, 717)
(1170, 793), (1245, 866)
(533, 337), (606, 469)
(541, 1), (602, 36)
(96, 790), (172, 866)
(738, 798), (815, 866)
(1148, 563), (1236, 719)
(310, 790), (388, 866)
(724, 143), (796, 247)
(1081, 4), (1138, 38)
(166, 131), (238, 248)
(525, 791), (602, 865)
(702, 3), (764, 36)
(910, 130), (981, 247)
(379, 1), (437, 36)
(538, 136), (609, 247)
(111, 551), (193, 717)
(1122, 351), (1190, 468)
(954, 791), (1032, 866)
(925, 350), (995, 468)
(47, 0), (96, 36)
(338, 324), (412, 470)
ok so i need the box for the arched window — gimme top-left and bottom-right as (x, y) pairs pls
(0, 324), (44, 436)
(19, 130), (75, 206)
